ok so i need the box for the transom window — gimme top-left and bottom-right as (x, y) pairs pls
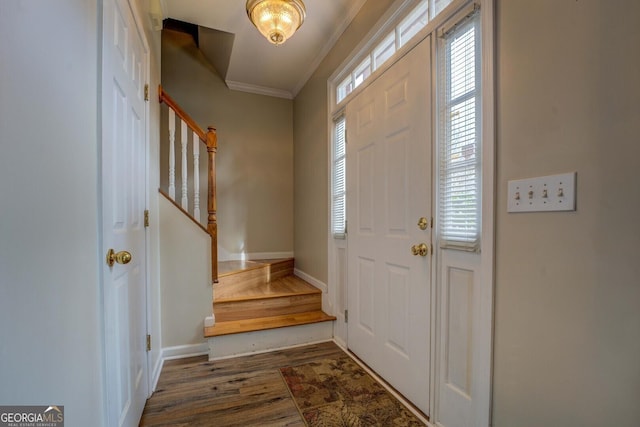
(334, 0), (453, 104)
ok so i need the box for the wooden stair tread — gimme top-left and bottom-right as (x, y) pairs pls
(204, 310), (336, 337)
(215, 274), (320, 302)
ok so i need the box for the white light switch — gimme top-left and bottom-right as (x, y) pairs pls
(508, 172), (576, 212)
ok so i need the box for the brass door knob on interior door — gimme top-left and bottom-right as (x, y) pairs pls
(411, 243), (429, 257)
(106, 249), (132, 267)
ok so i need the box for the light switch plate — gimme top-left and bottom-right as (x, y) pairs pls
(507, 172), (576, 212)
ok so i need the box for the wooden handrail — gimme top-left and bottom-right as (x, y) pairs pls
(159, 85), (219, 283)
(158, 85), (207, 144)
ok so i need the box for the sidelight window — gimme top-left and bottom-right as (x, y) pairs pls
(438, 9), (481, 250)
(332, 115), (347, 238)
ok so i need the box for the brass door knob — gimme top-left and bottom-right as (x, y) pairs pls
(106, 249), (132, 267)
(411, 243), (429, 257)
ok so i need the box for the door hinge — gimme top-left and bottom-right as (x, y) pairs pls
(344, 310), (348, 323)
(144, 84), (149, 102)
(146, 334), (151, 352)
(144, 210), (149, 227)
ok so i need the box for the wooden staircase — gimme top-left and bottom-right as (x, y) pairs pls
(204, 259), (335, 359)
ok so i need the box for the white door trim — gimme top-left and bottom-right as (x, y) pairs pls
(477, 0), (496, 424)
(100, 0), (152, 424)
(126, 0), (155, 396)
(430, 1), (495, 426)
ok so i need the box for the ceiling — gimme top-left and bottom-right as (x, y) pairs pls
(161, 0), (368, 99)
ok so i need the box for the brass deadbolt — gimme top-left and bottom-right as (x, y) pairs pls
(417, 217), (429, 230)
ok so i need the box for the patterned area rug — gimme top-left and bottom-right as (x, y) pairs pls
(280, 356), (425, 426)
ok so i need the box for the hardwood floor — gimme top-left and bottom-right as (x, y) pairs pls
(139, 341), (345, 426)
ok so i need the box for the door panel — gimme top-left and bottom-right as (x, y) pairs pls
(436, 252), (480, 427)
(102, 0), (148, 425)
(347, 37), (432, 414)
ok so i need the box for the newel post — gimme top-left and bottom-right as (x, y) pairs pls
(206, 126), (218, 283)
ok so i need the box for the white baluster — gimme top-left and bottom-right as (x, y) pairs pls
(193, 131), (201, 222)
(181, 120), (188, 210)
(168, 108), (176, 200)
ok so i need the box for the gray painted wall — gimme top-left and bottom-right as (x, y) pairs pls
(161, 29), (294, 259)
(0, 1), (162, 425)
(493, 1), (640, 425)
(0, 2), (103, 425)
(159, 196), (212, 348)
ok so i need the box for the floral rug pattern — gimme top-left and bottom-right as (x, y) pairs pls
(280, 356), (425, 426)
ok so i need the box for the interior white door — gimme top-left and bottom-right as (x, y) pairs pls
(102, 0), (149, 426)
(346, 37), (432, 414)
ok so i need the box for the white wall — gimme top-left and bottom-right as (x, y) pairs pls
(0, 1), (104, 426)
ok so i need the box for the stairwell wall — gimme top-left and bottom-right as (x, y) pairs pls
(159, 196), (212, 349)
(161, 29), (294, 260)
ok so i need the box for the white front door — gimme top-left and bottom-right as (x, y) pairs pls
(101, 0), (149, 425)
(346, 37), (432, 414)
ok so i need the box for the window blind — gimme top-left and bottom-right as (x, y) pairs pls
(332, 115), (347, 238)
(438, 12), (480, 251)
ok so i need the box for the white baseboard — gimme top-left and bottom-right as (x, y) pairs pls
(161, 343), (210, 361)
(294, 268), (328, 293)
(204, 315), (215, 327)
(218, 251), (295, 261)
(150, 353), (164, 392)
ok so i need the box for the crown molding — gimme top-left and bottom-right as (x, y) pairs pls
(292, 0), (368, 97)
(226, 80), (294, 99)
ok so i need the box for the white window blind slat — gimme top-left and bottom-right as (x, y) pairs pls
(332, 115), (347, 238)
(438, 12), (480, 251)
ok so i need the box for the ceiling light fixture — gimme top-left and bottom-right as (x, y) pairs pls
(246, 0), (306, 46)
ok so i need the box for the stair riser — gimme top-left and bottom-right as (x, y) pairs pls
(215, 265), (269, 288)
(207, 323), (333, 360)
(215, 294), (321, 322)
(265, 259), (294, 281)
(214, 259), (295, 298)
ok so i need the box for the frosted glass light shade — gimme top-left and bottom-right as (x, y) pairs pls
(246, 0), (306, 45)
